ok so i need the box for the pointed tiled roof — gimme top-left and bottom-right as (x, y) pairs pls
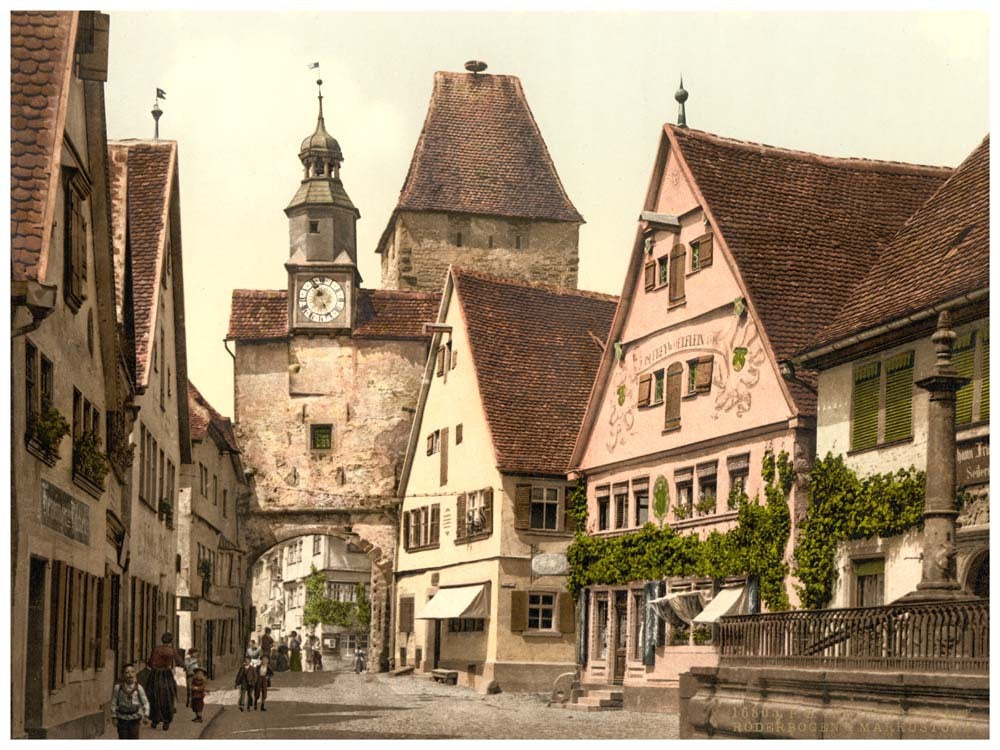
(666, 125), (952, 411)
(226, 288), (440, 341)
(453, 268), (617, 475)
(394, 71), (583, 223)
(10, 11), (75, 282)
(108, 140), (176, 385)
(188, 381), (239, 453)
(807, 135), (989, 351)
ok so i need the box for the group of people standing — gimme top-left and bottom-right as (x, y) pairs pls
(110, 633), (206, 740)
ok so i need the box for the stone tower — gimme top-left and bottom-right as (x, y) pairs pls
(285, 81), (362, 332)
(377, 65), (584, 291)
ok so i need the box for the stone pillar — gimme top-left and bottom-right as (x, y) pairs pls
(902, 311), (970, 601)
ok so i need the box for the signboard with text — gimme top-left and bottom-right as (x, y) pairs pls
(957, 437), (989, 488)
(41, 480), (90, 544)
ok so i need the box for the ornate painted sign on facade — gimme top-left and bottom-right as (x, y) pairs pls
(605, 303), (767, 453)
(957, 437), (989, 488)
(41, 480), (90, 544)
(531, 552), (570, 576)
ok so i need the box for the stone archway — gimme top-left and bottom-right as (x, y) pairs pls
(241, 506), (397, 671)
(963, 549), (989, 599)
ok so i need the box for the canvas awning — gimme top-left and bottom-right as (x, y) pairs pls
(416, 585), (488, 620)
(693, 586), (746, 624)
(649, 590), (710, 625)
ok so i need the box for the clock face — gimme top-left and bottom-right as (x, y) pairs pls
(298, 277), (346, 323)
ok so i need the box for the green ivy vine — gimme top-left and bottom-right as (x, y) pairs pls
(792, 453), (924, 609)
(567, 450), (793, 611)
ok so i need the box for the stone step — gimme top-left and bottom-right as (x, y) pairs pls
(556, 702), (623, 712)
(577, 696), (623, 708)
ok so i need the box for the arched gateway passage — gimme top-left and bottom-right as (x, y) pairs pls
(240, 507), (397, 671)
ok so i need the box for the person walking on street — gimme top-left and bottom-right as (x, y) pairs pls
(254, 656), (274, 711)
(144, 632), (179, 731)
(234, 657), (258, 711)
(183, 648), (200, 708)
(260, 628), (274, 662)
(288, 631), (302, 672)
(189, 668), (208, 723)
(354, 647), (366, 674)
(246, 639), (262, 668)
(111, 663), (149, 740)
(310, 636), (323, 672)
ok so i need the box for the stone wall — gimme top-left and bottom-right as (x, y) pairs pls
(233, 333), (429, 669)
(381, 211), (580, 291)
(679, 665), (989, 739)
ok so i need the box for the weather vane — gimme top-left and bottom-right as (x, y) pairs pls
(152, 87), (166, 139)
(308, 62), (323, 117)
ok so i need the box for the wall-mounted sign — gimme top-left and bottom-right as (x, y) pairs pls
(531, 553), (570, 577)
(41, 480), (90, 544)
(178, 596), (199, 612)
(957, 437), (989, 488)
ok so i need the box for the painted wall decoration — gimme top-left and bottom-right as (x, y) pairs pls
(604, 302), (767, 454)
(653, 476), (669, 524)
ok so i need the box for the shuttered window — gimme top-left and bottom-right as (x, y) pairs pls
(398, 597), (415, 633)
(883, 351), (914, 443)
(693, 355), (714, 393)
(954, 331), (976, 425)
(439, 427), (449, 486)
(401, 511), (411, 550)
(637, 374), (652, 407)
(455, 493), (467, 540)
(436, 346), (446, 377)
(664, 362), (683, 430)
(514, 484), (531, 529)
(430, 504), (440, 545)
(851, 361), (881, 451)
(644, 262), (656, 291)
(981, 327), (989, 420)
(510, 591), (528, 632)
(669, 245), (686, 302)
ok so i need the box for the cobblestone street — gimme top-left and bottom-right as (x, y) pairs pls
(201, 666), (679, 739)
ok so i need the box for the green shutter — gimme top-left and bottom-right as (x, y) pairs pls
(851, 361), (881, 451)
(980, 327), (989, 420)
(953, 331), (976, 425)
(883, 351), (914, 443)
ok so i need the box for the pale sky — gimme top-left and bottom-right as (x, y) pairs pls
(104, 11), (988, 418)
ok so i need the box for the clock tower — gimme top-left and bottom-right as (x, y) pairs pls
(285, 79), (361, 332)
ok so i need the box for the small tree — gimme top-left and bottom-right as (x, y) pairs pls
(303, 565), (336, 628)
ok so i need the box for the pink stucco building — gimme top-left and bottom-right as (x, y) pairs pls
(568, 122), (951, 711)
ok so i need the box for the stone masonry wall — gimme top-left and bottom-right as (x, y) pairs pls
(381, 211), (580, 291)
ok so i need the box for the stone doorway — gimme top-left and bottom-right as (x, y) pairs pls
(965, 549), (989, 598)
(24, 557), (46, 733)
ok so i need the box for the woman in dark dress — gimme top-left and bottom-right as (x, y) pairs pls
(289, 631), (303, 672)
(144, 632), (179, 731)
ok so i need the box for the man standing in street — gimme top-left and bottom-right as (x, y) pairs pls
(260, 628), (274, 662)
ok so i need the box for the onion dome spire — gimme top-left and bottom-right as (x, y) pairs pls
(298, 77), (344, 180)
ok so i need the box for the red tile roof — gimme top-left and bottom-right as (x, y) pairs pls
(108, 140), (176, 385)
(188, 381), (239, 453)
(453, 268), (618, 475)
(394, 71), (583, 224)
(668, 125), (952, 410)
(227, 288), (441, 341)
(10, 11), (74, 282)
(808, 136), (989, 351)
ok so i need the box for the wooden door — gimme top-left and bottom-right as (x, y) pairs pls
(433, 620), (441, 669)
(613, 591), (627, 684)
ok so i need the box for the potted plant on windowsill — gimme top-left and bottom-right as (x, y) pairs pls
(73, 429), (110, 493)
(198, 558), (213, 597)
(673, 504), (690, 521)
(695, 494), (717, 517)
(26, 402), (70, 464)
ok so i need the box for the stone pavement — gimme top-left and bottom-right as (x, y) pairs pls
(202, 665), (679, 739)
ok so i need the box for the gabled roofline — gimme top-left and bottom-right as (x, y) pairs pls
(569, 124), (800, 470)
(35, 11), (78, 283)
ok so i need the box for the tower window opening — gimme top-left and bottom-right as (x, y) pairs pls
(456, 231), (463, 247)
(488, 235), (494, 249)
(515, 235), (522, 250)
(309, 221), (319, 234)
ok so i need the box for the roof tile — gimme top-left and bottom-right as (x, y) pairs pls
(453, 268), (618, 475)
(809, 135), (989, 349)
(395, 71), (583, 223)
(10, 11), (73, 282)
(188, 381), (239, 453)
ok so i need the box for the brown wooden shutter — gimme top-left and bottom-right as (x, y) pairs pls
(514, 484), (532, 530)
(665, 363), (683, 430)
(50, 562), (65, 690)
(439, 427), (449, 486)
(456, 493), (467, 541)
(483, 488), (494, 536)
(426, 434), (433, 456)
(637, 374), (652, 407)
(398, 597), (414, 633)
(563, 486), (576, 533)
(694, 355), (714, 393)
(699, 233), (713, 268)
(644, 262), (656, 291)
(436, 346), (446, 376)
(402, 511), (411, 550)
(669, 244), (686, 302)
(510, 591), (528, 632)
(430, 504), (440, 545)
(557, 593), (576, 633)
